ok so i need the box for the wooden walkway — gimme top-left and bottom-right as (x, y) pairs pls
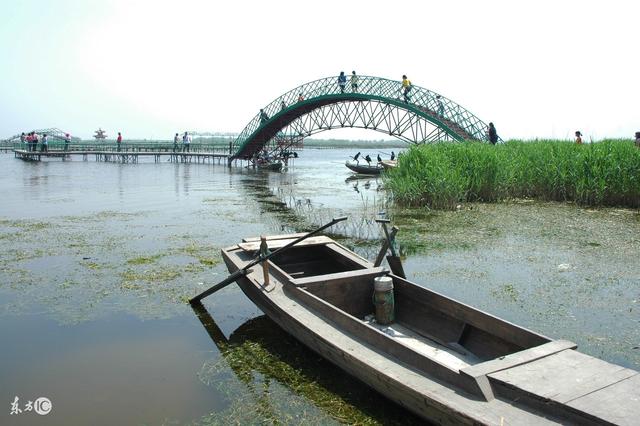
(13, 149), (229, 164)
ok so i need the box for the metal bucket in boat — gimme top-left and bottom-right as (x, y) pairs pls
(373, 276), (394, 325)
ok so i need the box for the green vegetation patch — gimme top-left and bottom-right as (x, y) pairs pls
(385, 140), (640, 210)
(126, 254), (164, 265)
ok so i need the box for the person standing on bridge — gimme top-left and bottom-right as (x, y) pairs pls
(298, 93), (304, 102)
(488, 123), (499, 145)
(280, 99), (286, 111)
(351, 71), (359, 92)
(260, 109), (270, 124)
(436, 95), (445, 118)
(338, 71), (347, 94)
(402, 75), (412, 103)
(173, 133), (180, 152)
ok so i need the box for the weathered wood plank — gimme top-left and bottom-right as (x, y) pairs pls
(242, 232), (308, 243)
(461, 340), (577, 379)
(237, 236), (333, 252)
(291, 266), (386, 286)
(489, 349), (638, 403)
(567, 373), (640, 426)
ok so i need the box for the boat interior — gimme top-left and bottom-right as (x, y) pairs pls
(265, 241), (552, 398)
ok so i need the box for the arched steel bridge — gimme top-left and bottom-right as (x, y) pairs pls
(1, 128), (80, 143)
(230, 75), (495, 160)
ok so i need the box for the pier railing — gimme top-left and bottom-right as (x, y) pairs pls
(10, 141), (232, 154)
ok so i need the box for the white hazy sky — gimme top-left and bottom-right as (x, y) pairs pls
(1, 0), (638, 141)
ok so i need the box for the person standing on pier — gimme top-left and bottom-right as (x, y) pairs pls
(173, 133), (180, 152)
(33, 132), (39, 152)
(20, 132), (26, 146)
(64, 133), (70, 151)
(41, 134), (48, 152)
(182, 131), (191, 152)
(26, 133), (33, 151)
(117, 132), (122, 152)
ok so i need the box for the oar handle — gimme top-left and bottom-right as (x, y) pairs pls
(189, 216), (348, 304)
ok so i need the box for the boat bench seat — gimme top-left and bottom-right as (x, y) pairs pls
(292, 267), (387, 319)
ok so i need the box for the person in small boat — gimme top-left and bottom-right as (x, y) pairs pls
(364, 154), (372, 165)
(575, 130), (583, 145)
(259, 109), (269, 124)
(390, 151), (395, 160)
(337, 71), (347, 94)
(352, 151), (361, 163)
(377, 154), (382, 163)
(488, 122), (498, 145)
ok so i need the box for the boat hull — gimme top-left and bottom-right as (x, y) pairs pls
(345, 161), (382, 175)
(221, 235), (640, 425)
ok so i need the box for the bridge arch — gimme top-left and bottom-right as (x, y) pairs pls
(231, 75), (494, 160)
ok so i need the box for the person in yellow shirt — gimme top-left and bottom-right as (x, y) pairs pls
(401, 75), (412, 103)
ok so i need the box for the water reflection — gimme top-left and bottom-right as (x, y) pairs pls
(191, 302), (424, 425)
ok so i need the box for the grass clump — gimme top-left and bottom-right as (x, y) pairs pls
(385, 140), (640, 210)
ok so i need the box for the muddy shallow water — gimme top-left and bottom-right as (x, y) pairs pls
(0, 149), (638, 425)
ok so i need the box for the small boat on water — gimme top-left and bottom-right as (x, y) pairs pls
(221, 233), (640, 425)
(345, 160), (383, 175)
(257, 161), (283, 171)
(380, 159), (397, 170)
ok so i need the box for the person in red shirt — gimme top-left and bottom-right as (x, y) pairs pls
(116, 132), (122, 152)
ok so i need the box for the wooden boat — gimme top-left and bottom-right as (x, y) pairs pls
(345, 160), (382, 175)
(257, 161), (283, 171)
(380, 159), (397, 170)
(221, 234), (640, 425)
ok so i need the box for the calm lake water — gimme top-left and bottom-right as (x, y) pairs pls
(1, 148), (638, 425)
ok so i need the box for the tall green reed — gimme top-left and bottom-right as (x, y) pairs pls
(385, 140), (640, 210)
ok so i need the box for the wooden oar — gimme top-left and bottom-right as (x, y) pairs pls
(376, 219), (406, 278)
(189, 216), (348, 304)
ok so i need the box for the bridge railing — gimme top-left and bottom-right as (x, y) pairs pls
(232, 75), (491, 155)
(11, 141), (231, 154)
